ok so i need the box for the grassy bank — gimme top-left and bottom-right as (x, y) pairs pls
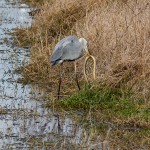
(18, 0), (150, 99)
(15, 0), (150, 149)
(49, 86), (149, 126)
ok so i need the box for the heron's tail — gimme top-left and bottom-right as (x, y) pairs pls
(51, 59), (63, 66)
(51, 61), (56, 66)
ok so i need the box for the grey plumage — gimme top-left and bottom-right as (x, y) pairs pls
(50, 35), (93, 99)
(51, 35), (86, 66)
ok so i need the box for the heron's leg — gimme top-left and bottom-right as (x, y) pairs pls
(58, 64), (63, 100)
(74, 61), (80, 90)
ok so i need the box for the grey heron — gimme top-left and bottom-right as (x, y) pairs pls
(50, 35), (96, 99)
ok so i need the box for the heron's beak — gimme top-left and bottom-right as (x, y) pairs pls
(84, 48), (96, 82)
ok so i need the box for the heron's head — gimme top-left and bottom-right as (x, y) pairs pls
(79, 38), (90, 55)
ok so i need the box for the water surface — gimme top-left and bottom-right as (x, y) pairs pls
(0, 0), (89, 149)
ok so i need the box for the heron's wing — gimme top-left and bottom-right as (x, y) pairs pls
(51, 46), (63, 64)
(61, 38), (83, 60)
(51, 36), (78, 63)
(51, 35), (83, 65)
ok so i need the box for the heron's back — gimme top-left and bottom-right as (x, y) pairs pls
(51, 36), (84, 65)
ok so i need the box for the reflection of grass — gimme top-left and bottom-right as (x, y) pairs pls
(0, 108), (8, 114)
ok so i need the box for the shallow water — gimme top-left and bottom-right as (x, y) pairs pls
(0, 0), (92, 149)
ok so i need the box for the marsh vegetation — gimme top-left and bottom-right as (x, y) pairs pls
(14, 0), (150, 149)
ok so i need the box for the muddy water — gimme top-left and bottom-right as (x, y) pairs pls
(0, 0), (91, 149)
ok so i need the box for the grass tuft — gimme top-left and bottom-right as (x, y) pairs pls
(51, 86), (150, 128)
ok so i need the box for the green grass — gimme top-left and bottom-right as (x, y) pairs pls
(51, 86), (149, 128)
(47, 86), (150, 148)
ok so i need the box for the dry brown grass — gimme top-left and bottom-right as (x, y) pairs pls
(17, 0), (150, 99)
(14, 1), (150, 148)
